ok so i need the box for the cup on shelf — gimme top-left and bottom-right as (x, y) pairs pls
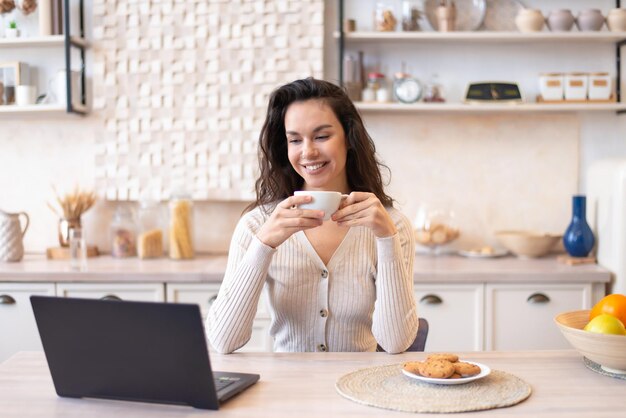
(564, 73), (588, 101)
(15, 85), (37, 106)
(546, 9), (575, 32)
(588, 73), (612, 101)
(515, 9), (545, 33)
(576, 9), (605, 32)
(607, 8), (626, 32)
(539, 73), (564, 101)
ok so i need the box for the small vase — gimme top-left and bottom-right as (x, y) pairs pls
(58, 217), (81, 248)
(563, 195), (595, 258)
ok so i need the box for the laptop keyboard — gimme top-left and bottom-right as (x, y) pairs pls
(214, 376), (240, 391)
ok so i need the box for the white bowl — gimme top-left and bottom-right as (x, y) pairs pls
(555, 310), (626, 374)
(495, 230), (561, 258)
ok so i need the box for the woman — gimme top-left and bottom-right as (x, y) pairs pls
(206, 78), (417, 353)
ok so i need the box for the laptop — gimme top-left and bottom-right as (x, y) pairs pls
(30, 295), (259, 410)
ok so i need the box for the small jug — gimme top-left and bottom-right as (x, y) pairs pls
(0, 209), (30, 262)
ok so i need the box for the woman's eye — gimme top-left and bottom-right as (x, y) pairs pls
(288, 138), (301, 144)
(315, 135), (329, 140)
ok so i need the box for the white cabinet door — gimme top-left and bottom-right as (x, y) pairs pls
(166, 283), (273, 352)
(485, 283), (593, 350)
(0, 282), (56, 363)
(414, 284), (483, 352)
(57, 283), (164, 302)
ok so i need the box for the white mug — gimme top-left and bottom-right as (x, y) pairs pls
(51, 70), (80, 105)
(294, 191), (346, 220)
(15, 85), (37, 106)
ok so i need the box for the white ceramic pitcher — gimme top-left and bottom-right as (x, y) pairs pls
(0, 209), (30, 262)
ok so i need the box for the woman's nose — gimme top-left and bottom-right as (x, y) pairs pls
(301, 139), (318, 159)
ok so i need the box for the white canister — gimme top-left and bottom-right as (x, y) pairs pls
(539, 73), (564, 101)
(564, 73), (588, 101)
(607, 8), (626, 32)
(15, 85), (37, 106)
(588, 73), (612, 101)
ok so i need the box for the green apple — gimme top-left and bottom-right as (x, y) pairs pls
(584, 314), (626, 335)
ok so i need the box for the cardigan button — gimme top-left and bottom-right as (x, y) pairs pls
(317, 344), (328, 352)
(319, 309), (328, 318)
(321, 269), (328, 279)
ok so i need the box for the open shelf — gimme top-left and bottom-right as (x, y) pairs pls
(0, 35), (88, 48)
(337, 31), (626, 43)
(0, 104), (86, 116)
(354, 101), (626, 113)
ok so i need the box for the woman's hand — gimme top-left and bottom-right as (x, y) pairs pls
(256, 195), (325, 248)
(331, 192), (397, 238)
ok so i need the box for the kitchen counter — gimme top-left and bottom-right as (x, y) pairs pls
(1, 350), (624, 417)
(0, 253), (611, 284)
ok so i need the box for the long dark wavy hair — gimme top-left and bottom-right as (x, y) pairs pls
(247, 77), (393, 212)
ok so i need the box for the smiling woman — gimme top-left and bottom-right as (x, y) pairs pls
(206, 78), (418, 354)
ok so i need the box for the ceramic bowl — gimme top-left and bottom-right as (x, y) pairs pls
(555, 310), (626, 374)
(494, 230), (561, 258)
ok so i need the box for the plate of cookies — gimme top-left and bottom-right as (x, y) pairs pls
(402, 353), (491, 385)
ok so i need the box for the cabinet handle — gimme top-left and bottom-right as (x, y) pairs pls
(420, 294), (443, 305)
(0, 294), (16, 305)
(527, 293), (550, 304)
(207, 294), (218, 308)
(100, 294), (123, 301)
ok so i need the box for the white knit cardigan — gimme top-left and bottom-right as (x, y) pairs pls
(206, 205), (418, 354)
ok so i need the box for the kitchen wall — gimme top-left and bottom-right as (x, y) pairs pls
(1, 0), (626, 255)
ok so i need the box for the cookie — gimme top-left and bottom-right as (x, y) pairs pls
(403, 361), (423, 375)
(449, 373), (463, 379)
(427, 353), (459, 363)
(418, 359), (455, 378)
(453, 361), (481, 376)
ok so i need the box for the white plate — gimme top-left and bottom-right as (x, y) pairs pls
(402, 361), (491, 385)
(483, 0), (525, 31)
(424, 0), (487, 32)
(458, 249), (509, 258)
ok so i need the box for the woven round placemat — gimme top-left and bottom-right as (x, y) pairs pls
(336, 363), (532, 413)
(583, 357), (626, 381)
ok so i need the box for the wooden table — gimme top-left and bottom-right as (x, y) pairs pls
(1, 350), (625, 417)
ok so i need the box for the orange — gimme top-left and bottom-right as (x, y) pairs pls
(590, 294), (626, 325)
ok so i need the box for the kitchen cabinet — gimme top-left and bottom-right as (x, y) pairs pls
(414, 284), (483, 351)
(166, 283), (273, 352)
(337, 1), (626, 114)
(56, 282), (164, 302)
(0, 282), (55, 363)
(484, 283), (594, 350)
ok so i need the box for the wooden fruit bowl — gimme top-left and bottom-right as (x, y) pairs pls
(554, 309), (626, 374)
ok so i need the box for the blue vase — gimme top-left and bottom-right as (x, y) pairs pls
(563, 195), (595, 257)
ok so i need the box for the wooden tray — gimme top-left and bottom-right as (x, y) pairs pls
(536, 94), (616, 104)
(46, 246), (100, 260)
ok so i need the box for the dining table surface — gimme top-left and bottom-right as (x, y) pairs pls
(1, 349), (625, 417)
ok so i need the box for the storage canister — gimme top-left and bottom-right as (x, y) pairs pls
(539, 73), (564, 101)
(564, 73), (588, 101)
(588, 73), (612, 101)
(169, 193), (194, 260)
(515, 9), (544, 33)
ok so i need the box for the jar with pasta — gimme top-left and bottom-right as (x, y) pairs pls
(137, 199), (165, 259)
(168, 192), (194, 260)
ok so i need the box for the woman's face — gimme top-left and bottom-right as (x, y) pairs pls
(285, 99), (349, 193)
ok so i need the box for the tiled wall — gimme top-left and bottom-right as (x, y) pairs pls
(92, 0), (324, 201)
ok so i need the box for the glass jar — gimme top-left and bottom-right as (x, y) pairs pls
(375, 74), (390, 102)
(110, 205), (137, 258)
(401, 0), (423, 31)
(363, 72), (384, 102)
(374, 1), (397, 31)
(169, 193), (194, 260)
(137, 199), (165, 259)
